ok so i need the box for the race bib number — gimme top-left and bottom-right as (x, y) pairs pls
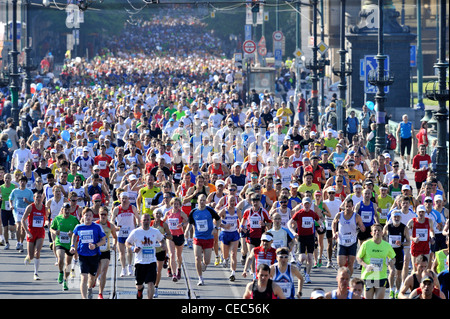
(168, 218), (179, 230)
(302, 216), (313, 228)
(196, 219), (209, 232)
(250, 215), (261, 229)
(80, 230), (94, 244)
(416, 228), (428, 242)
(59, 231), (71, 244)
(361, 211), (372, 223)
(32, 215), (44, 228)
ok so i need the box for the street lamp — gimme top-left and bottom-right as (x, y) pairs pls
(23, 0), (33, 99)
(368, 0), (394, 156)
(332, 0), (352, 134)
(424, 0), (449, 200)
(9, 0), (20, 127)
(305, 0), (319, 126)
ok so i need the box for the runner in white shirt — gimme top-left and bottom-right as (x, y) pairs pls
(323, 187), (342, 268)
(126, 213), (166, 299)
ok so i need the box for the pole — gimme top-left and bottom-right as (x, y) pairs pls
(416, 0), (424, 110)
(294, 1), (301, 115)
(310, 0), (319, 126)
(9, 0), (20, 128)
(23, 0), (32, 98)
(432, 0), (449, 201)
(319, 0), (325, 115)
(276, 0), (279, 31)
(372, 0), (393, 156)
(337, 0), (348, 134)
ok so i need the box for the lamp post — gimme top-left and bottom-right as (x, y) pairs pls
(424, 0), (449, 200)
(368, 0), (394, 156)
(307, 0), (319, 126)
(332, 0), (352, 134)
(9, 0), (20, 127)
(23, 0), (32, 98)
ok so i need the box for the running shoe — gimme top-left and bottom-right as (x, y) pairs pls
(201, 262), (207, 272)
(167, 268), (173, 277)
(305, 273), (311, 284)
(214, 256), (220, 266)
(197, 278), (204, 286)
(24, 256), (31, 265)
(127, 264), (133, 276)
(241, 255), (246, 265)
(176, 269), (181, 280)
(19, 243), (24, 253)
(34, 273), (40, 281)
(326, 260), (332, 268)
(87, 288), (93, 299)
(63, 281), (69, 291)
(389, 291), (395, 299)
(153, 287), (159, 298)
(229, 274), (235, 282)
(58, 272), (64, 284)
(16, 242), (21, 250)
(120, 268), (126, 277)
(98, 293), (103, 299)
(172, 276), (178, 282)
(4, 242), (9, 250)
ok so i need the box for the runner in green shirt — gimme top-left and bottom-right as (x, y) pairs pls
(377, 184), (394, 226)
(50, 202), (80, 290)
(356, 223), (396, 299)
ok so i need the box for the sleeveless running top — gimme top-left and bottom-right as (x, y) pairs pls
(338, 213), (358, 247)
(96, 220), (113, 252)
(273, 263), (295, 299)
(116, 205), (136, 238)
(251, 279), (277, 299)
(357, 200), (376, 227)
(331, 289), (354, 299)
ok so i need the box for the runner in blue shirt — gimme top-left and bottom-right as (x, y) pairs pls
(185, 194), (222, 286)
(70, 207), (106, 299)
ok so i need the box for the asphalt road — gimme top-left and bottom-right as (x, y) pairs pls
(0, 159), (419, 300)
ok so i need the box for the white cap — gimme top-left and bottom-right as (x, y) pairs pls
(417, 205), (426, 212)
(261, 233), (273, 242)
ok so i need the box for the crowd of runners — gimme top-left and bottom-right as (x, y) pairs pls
(0, 10), (448, 300)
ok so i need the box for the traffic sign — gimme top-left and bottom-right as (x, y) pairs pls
(243, 40), (256, 54)
(317, 41), (329, 56)
(364, 55), (390, 94)
(272, 30), (283, 42)
(258, 36), (266, 48)
(274, 48), (282, 67)
(410, 45), (416, 67)
(293, 48), (303, 59)
(258, 46), (267, 57)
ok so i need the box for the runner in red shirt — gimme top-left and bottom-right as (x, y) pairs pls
(407, 205), (435, 272)
(241, 193), (272, 249)
(94, 144), (113, 186)
(22, 191), (48, 280)
(288, 196), (323, 284)
(412, 144), (431, 191)
(304, 156), (326, 190)
(242, 233), (277, 279)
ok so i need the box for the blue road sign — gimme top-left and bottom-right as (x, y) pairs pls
(244, 24), (252, 41)
(364, 55), (389, 94)
(410, 45), (416, 67)
(274, 48), (282, 67)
